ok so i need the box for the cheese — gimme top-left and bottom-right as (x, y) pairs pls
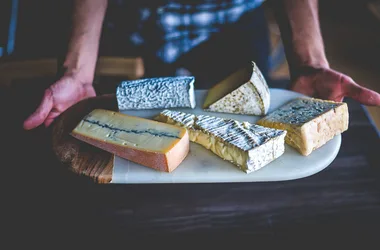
(71, 109), (190, 172)
(203, 61), (270, 116)
(116, 76), (196, 110)
(257, 98), (349, 156)
(155, 110), (286, 173)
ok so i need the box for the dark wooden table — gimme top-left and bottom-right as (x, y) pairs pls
(2, 78), (379, 244)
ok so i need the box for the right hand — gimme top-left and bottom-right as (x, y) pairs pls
(23, 73), (96, 130)
(290, 66), (380, 105)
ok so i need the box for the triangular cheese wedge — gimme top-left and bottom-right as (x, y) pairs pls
(203, 62), (270, 116)
(155, 109), (286, 173)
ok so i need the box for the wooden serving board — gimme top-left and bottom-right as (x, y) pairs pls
(52, 89), (342, 184)
(52, 94), (118, 183)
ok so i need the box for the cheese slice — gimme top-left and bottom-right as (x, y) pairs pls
(155, 110), (286, 173)
(257, 98), (349, 156)
(71, 109), (190, 172)
(203, 61), (270, 116)
(116, 76), (196, 110)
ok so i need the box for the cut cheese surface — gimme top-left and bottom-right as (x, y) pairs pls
(203, 62), (270, 116)
(156, 109), (286, 173)
(116, 76), (196, 110)
(257, 98), (349, 156)
(202, 67), (251, 109)
(71, 109), (190, 172)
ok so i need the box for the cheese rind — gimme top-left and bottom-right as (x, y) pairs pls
(71, 109), (190, 172)
(203, 62), (270, 115)
(155, 110), (286, 173)
(116, 76), (196, 110)
(257, 98), (349, 156)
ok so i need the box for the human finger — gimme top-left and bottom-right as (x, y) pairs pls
(44, 110), (61, 128)
(343, 77), (380, 106)
(23, 89), (54, 130)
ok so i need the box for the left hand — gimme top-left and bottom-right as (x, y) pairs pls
(289, 67), (380, 106)
(23, 74), (96, 130)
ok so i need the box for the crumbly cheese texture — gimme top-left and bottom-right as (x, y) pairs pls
(71, 109), (190, 172)
(116, 76), (196, 110)
(203, 62), (270, 116)
(155, 109), (286, 173)
(257, 98), (349, 156)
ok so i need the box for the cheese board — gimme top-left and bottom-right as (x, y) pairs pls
(111, 89), (341, 183)
(52, 88), (342, 184)
(52, 94), (118, 183)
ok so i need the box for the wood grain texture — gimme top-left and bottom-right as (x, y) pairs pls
(2, 80), (379, 241)
(66, 95), (379, 237)
(51, 94), (119, 183)
(0, 56), (144, 88)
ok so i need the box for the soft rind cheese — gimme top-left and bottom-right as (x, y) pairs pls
(116, 76), (196, 110)
(155, 110), (286, 173)
(71, 109), (190, 172)
(203, 62), (270, 116)
(257, 98), (349, 156)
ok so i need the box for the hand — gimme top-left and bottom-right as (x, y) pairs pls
(289, 67), (380, 106)
(23, 74), (96, 130)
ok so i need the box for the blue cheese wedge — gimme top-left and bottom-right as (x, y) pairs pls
(203, 62), (270, 116)
(155, 110), (286, 173)
(116, 76), (196, 110)
(71, 109), (190, 172)
(257, 98), (349, 156)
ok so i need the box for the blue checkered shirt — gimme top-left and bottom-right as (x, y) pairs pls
(107, 0), (264, 63)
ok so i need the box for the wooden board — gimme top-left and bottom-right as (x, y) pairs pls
(52, 89), (342, 184)
(51, 94), (118, 183)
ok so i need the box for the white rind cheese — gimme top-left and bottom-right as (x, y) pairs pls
(203, 62), (270, 116)
(257, 98), (349, 156)
(116, 76), (196, 110)
(156, 109), (286, 173)
(71, 109), (190, 172)
(249, 62), (270, 114)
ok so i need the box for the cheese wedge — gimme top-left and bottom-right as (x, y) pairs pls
(71, 109), (190, 172)
(257, 98), (349, 156)
(116, 76), (196, 110)
(203, 61), (270, 116)
(155, 110), (286, 173)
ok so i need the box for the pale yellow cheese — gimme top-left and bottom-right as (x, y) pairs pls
(71, 109), (190, 172)
(257, 98), (349, 156)
(156, 110), (286, 173)
(203, 62), (270, 116)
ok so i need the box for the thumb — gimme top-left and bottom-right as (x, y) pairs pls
(44, 110), (61, 128)
(343, 77), (380, 106)
(23, 88), (54, 130)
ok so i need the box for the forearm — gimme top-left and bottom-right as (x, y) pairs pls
(269, 0), (329, 79)
(63, 0), (108, 81)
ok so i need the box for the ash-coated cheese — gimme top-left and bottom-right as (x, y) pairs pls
(71, 109), (190, 172)
(116, 76), (196, 110)
(155, 109), (287, 173)
(257, 97), (349, 156)
(203, 61), (270, 116)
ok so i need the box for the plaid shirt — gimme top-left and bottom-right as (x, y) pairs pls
(107, 0), (264, 64)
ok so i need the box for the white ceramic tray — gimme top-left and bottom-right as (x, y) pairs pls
(111, 89), (341, 183)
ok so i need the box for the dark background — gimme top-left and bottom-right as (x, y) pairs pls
(1, 0), (379, 126)
(1, 0), (379, 61)
(1, 0), (380, 245)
